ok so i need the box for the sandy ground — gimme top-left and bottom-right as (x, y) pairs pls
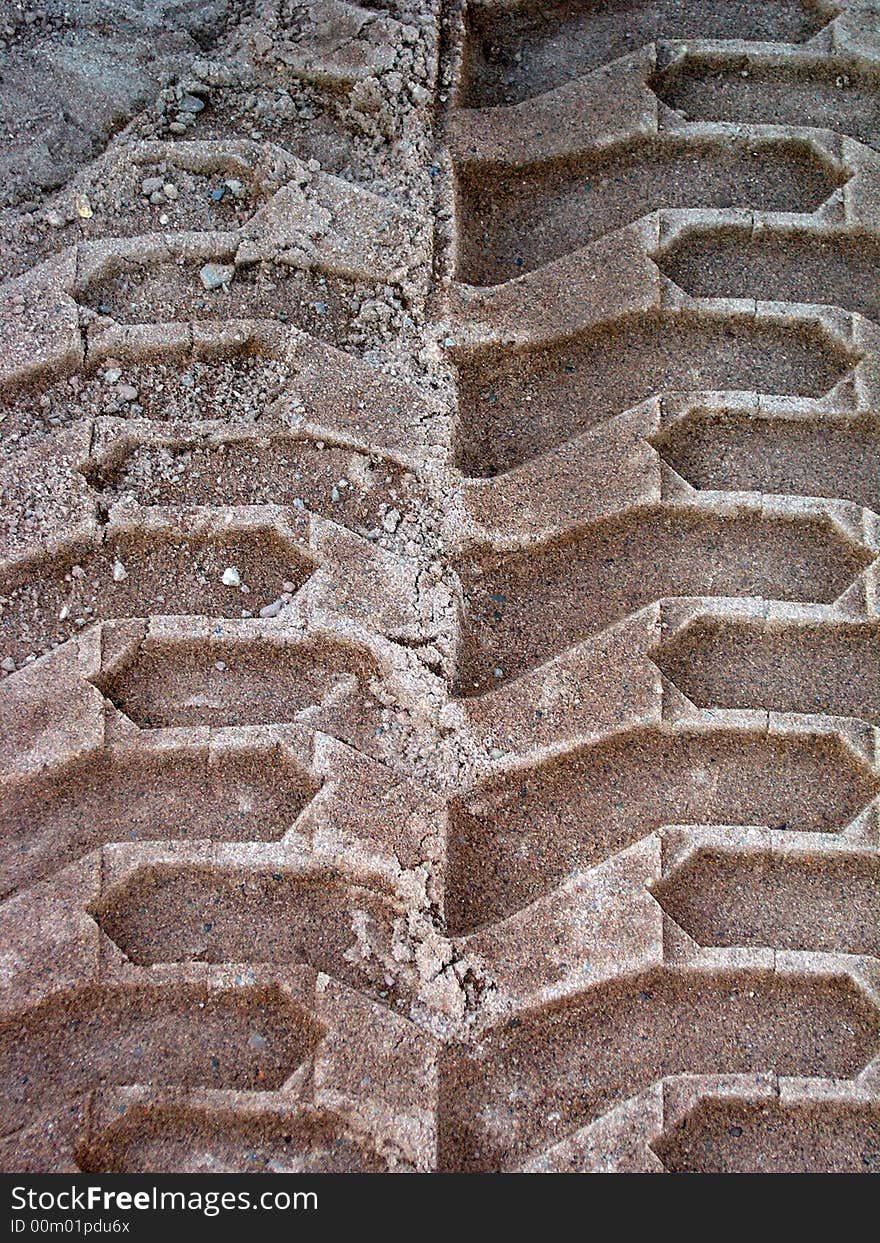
(0, 0), (878, 1173)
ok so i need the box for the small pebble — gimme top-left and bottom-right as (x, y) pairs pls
(221, 566), (241, 587)
(258, 599), (283, 618)
(382, 508), (401, 533)
(1, 657), (16, 672)
(199, 262), (235, 291)
(214, 660), (227, 672)
(112, 559), (127, 582)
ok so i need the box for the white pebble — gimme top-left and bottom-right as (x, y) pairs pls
(112, 559), (128, 582)
(221, 566), (241, 587)
(382, 508), (402, 533)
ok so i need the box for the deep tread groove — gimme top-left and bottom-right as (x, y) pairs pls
(461, 0), (830, 106)
(447, 726), (878, 933)
(659, 226), (880, 323)
(457, 137), (843, 285)
(455, 311), (855, 477)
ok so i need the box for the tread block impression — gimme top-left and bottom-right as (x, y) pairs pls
(652, 408), (880, 510)
(92, 631), (380, 730)
(656, 616), (880, 723)
(439, 966), (880, 1170)
(87, 432), (415, 529)
(652, 53), (880, 150)
(653, 1092), (880, 1173)
(0, 522), (312, 665)
(653, 845), (880, 956)
(454, 311), (856, 476)
(658, 225), (880, 323)
(460, 0), (831, 106)
(77, 1099), (393, 1174)
(90, 862), (408, 1004)
(0, 981), (321, 1134)
(447, 725), (878, 933)
(0, 740), (318, 898)
(456, 136), (843, 285)
(456, 505), (870, 693)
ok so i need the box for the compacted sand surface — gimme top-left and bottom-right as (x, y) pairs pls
(0, 0), (878, 1174)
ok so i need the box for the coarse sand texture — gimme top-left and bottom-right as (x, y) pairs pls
(0, 0), (878, 1173)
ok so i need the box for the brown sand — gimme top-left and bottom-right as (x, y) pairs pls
(0, 0), (878, 1174)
